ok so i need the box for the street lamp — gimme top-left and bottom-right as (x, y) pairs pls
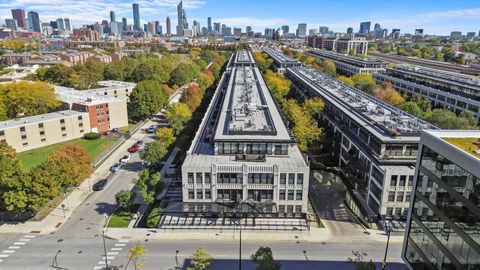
(51, 249), (61, 268)
(238, 222), (242, 270)
(102, 229), (109, 269)
(382, 221), (392, 270)
(175, 250), (180, 269)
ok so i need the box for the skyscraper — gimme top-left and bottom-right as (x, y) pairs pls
(110, 11), (116, 22)
(347, 27), (353, 34)
(319, 26), (328, 35)
(11, 9), (26, 29)
(359, 21), (371, 34)
(296, 23), (307, 36)
(207, 17), (212, 34)
(63, 18), (72, 32)
(214, 23), (221, 35)
(281, 25), (289, 34)
(166, 16), (171, 36)
(122, 17), (127, 31)
(132, 3), (140, 31)
(27, 11), (41, 32)
(176, 1), (188, 36)
(5, 19), (17, 30)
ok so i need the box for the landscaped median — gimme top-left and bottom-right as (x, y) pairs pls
(107, 205), (140, 228)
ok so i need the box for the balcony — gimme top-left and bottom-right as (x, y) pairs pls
(217, 183), (243, 189)
(247, 184), (274, 189)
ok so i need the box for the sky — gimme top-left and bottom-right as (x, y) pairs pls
(1, 0), (480, 35)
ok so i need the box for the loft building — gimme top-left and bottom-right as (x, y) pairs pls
(402, 130), (480, 269)
(263, 47), (301, 74)
(373, 65), (480, 120)
(265, 49), (437, 226)
(181, 50), (310, 218)
(307, 48), (388, 76)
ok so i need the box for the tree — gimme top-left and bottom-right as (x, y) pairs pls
(252, 52), (273, 72)
(127, 244), (146, 270)
(197, 70), (215, 92)
(303, 97), (325, 117)
(368, 43), (377, 52)
(0, 81), (61, 119)
(104, 57), (137, 81)
(141, 141), (169, 166)
(131, 58), (172, 83)
(166, 103), (193, 135)
(322, 60), (336, 77)
(115, 190), (134, 210)
(0, 143), (27, 211)
(181, 83), (203, 111)
(351, 73), (378, 93)
(399, 101), (425, 118)
(128, 80), (170, 119)
(45, 144), (93, 187)
(373, 82), (405, 106)
(264, 70), (291, 100)
(42, 65), (75, 86)
(426, 109), (479, 129)
(155, 127), (176, 148)
(338, 75), (355, 86)
(170, 63), (198, 86)
(133, 169), (161, 204)
(187, 247), (212, 270)
(251, 247), (281, 270)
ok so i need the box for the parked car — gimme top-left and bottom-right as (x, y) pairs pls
(110, 163), (122, 172)
(92, 179), (108, 191)
(111, 128), (119, 132)
(120, 155), (131, 163)
(128, 144), (141, 153)
(136, 140), (144, 146)
(146, 126), (156, 133)
(102, 130), (111, 136)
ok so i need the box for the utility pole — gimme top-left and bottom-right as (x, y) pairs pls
(238, 223), (242, 270)
(382, 222), (391, 270)
(102, 229), (109, 269)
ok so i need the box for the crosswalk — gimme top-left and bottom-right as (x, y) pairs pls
(93, 239), (130, 270)
(0, 235), (35, 263)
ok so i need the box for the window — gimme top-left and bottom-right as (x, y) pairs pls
(288, 190), (294, 200)
(388, 191), (395, 202)
(62, 133), (67, 137)
(205, 190), (211, 199)
(394, 208), (402, 216)
(78, 116), (83, 120)
(0, 130), (4, 136)
(390, 175), (398, 186)
(22, 142), (28, 146)
(80, 130), (84, 133)
(196, 173), (203, 184)
(280, 174), (286, 185)
(399, 175), (406, 186)
(39, 131), (45, 136)
(79, 123), (83, 127)
(41, 138), (46, 142)
(295, 206), (302, 213)
(296, 190), (303, 200)
(407, 176), (414, 186)
(204, 173), (211, 184)
(279, 190), (285, 200)
(60, 119), (65, 124)
(288, 173), (295, 185)
(287, 205), (294, 213)
(297, 174), (304, 185)
(0, 139), (5, 144)
(278, 205), (285, 213)
(396, 192), (404, 202)
(386, 207), (393, 216)
(20, 126), (26, 132)
(196, 190), (203, 199)
(38, 123), (44, 128)
(188, 189), (194, 199)
(188, 173), (194, 183)
(405, 192), (411, 202)
(61, 126), (66, 131)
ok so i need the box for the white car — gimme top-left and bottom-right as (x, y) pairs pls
(120, 155), (131, 163)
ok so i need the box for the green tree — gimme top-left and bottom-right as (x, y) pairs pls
(170, 63), (199, 86)
(132, 58), (172, 83)
(368, 43), (377, 52)
(104, 57), (137, 81)
(252, 52), (273, 72)
(351, 73), (378, 93)
(166, 103), (193, 135)
(426, 109), (479, 129)
(127, 244), (146, 270)
(399, 101), (425, 118)
(43, 65), (75, 86)
(128, 80), (170, 119)
(141, 141), (169, 166)
(187, 247), (213, 270)
(133, 169), (161, 204)
(251, 247), (281, 270)
(0, 144), (27, 211)
(322, 60), (336, 77)
(115, 190), (134, 210)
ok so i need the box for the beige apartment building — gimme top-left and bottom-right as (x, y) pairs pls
(0, 110), (90, 152)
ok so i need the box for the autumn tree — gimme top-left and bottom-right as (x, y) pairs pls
(253, 52), (273, 72)
(170, 63), (199, 86)
(322, 59), (337, 77)
(45, 144), (93, 187)
(129, 80), (170, 119)
(187, 247), (213, 270)
(264, 70), (291, 100)
(155, 127), (176, 148)
(181, 83), (203, 111)
(197, 69), (215, 92)
(166, 103), (193, 135)
(373, 82), (405, 106)
(338, 75), (355, 87)
(351, 73), (378, 93)
(0, 81), (61, 119)
(303, 97), (325, 118)
(127, 244), (146, 270)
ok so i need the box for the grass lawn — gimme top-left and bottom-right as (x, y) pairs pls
(107, 208), (133, 228)
(146, 207), (162, 228)
(18, 137), (117, 171)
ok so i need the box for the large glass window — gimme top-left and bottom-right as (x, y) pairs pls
(280, 174), (286, 185)
(188, 173), (194, 184)
(218, 173), (243, 184)
(297, 174), (304, 185)
(248, 173), (273, 184)
(390, 175), (398, 187)
(288, 174), (295, 185)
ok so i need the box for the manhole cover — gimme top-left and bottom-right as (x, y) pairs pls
(57, 239), (63, 243)
(86, 227), (90, 230)
(144, 239), (149, 242)
(78, 251), (83, 254)
(80, 218), (84, 221)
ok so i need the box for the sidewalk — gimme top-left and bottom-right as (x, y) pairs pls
(0, 119), (155, 235)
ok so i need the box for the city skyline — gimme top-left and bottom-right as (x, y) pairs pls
(1, 0), (480, 35)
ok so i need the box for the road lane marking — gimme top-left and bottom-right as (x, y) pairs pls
(118, 239), (130, 243)
(0, 254), (9, 258)
(13, 242), (25, 245)
(111, 247), (122, 251)
(2, 250), (15, 253)
(24, 235), (35, 238)
(107, 252), (119, 255)
(97, 261), (111, 265)
(19, 239), (31, 242)
(8, 246), (20, 249)
(93, 267), (103, 270)
(101, 256), (115, 260)
(114, 243), (126, 247)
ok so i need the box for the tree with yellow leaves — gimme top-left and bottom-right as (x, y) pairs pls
(127, 244), (146, 270)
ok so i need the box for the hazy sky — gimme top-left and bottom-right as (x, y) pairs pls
(1, 0), (480, 35)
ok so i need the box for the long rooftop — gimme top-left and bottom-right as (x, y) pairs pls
(308, 49), (388, 67)
(55, 85), (124, 106)
(287, 64), (437, 142)
(0, 110), (86, 129)
(233, 50), (255, 66)
(263, 48), (301, 66)
(393, 65), (480, 89)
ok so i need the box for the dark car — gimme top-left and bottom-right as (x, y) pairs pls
(110, 162), (122, 172)
(92, 179), (108, 191)
(146, 126), (156, 133)
(111, 128), (119, 132)
(136, 140), (144, 146)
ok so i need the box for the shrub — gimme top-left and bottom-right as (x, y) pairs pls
(83, 132), (101, 140)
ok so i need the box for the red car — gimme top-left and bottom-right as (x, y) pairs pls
(128, 144), (141, 153)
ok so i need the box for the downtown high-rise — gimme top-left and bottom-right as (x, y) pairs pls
(132, 3), (140, 31)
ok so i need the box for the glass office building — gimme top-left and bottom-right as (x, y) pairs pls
(403, 130), (480, 270)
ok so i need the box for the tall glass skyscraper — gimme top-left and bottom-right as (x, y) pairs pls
(132, 3), (140, 31)
(403, 130), (480, 270)
(27, 11), (41, 32)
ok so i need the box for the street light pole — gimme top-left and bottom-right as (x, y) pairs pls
(102, 229), (109, 269)
(238, 225), (242, 270)
(382, 222), (391, 270)
(51, 249), (61, 268)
